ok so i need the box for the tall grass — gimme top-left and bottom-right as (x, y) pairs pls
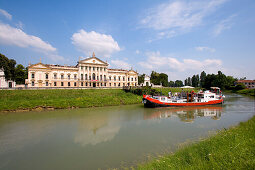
(0, 89), (142, 111)
(137, 116), (255, 169)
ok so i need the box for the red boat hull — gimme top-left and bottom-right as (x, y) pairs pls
(143, 95), (223, 108)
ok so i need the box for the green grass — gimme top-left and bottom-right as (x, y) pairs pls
(236, 89), (255, 97)
(137, 116), (255, 169)
(0, 89), (142, 111)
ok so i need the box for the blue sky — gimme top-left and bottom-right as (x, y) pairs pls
(0, 0), (254, 80)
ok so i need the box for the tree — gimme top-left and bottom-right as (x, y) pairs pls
(150, 71), (160, 85)
(184, 79), (188, 86)
(175, 80), (183, 87)
(150, 71), (168, 86)
(200, 71), (206, 88)
(138, 74), (145, 85)
(0, 53), (16, 80)
(187, 77), (192, 86)
(159, 73), (168, 87)
(15, 64), (26, 84)
(169, 81), (175, 87)
(191, 74), (199, 87)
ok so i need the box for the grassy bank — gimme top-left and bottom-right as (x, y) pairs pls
(137, 116), (255, 169)
(0, 89), (142, 112)
(235, 89), (255, 97)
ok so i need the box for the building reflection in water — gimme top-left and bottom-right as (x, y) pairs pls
(143, 106), (223, 123)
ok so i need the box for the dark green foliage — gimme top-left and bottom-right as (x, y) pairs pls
(234, 83), (246, 90)
(15, 64), (26, 84)
(0, 53), (16, 80)
(192, 74), (199, 87)
(169, 81), (175, 87)
(174, 80), (183, 87)
(138, 74), (145, 85)
(200, 71), (206, 88)
(150, 71), (168, 87)
(138, 116), (255, 169)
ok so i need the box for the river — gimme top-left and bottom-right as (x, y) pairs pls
(0, 93), (254, 170)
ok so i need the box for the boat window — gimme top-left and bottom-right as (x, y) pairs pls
(161, 97), (165, 101)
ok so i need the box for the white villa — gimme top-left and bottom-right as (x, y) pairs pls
(25, 53), (138, 88)
(0, 68), (16, 88)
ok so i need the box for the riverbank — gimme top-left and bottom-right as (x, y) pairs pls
(137, 115), (255, 169)
(0, 89), (142, 112)
(224, 89), (255, 97)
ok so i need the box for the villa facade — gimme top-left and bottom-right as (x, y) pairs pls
(25, 53), (138, 88)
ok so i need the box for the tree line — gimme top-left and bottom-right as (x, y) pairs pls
(0, 53), (27, 84)
(138, 70), (239, 90)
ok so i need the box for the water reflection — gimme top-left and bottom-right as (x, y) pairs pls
(144, 106), (222, 122)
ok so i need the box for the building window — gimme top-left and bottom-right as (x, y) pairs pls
(32, 81), (34, 86)
(131, 78), (133, 81)
(81, 82), (83, 86)
(31, 73), (35, 79)
(45, 74), (48, 79)
(81, 74), (83, 80)
(118, 83), (120, 87)
(46, 81), (48, 86)
(74, 74), (77, 80)
(114, 76), (116, 81)
(128, 77), (130, 81)
(85, 74), (87, 80)
(123, 77), (125, 81)
(68, 75), (70, 80)
(54, 82), (57, 86)
(86, 82), (88, 86)
(104, 83), (106, 86)
(85, 66), (87, 70)
(114, 83), (116, 86)
(109, 76), (111, 80)
(92, 73), (96, 80)
(93, 67), (95, 71)
(110, 83), (111, 86)
(61, 74), (64, 79)
(61, 82), (64, 86)
(97, 67), (99, 71)
(68, 82), (70, 86)
(89, 83), (91, 86)
(100, 67), (102, 71)
(123, 83), (125, 86)
(54, 74), (57, 79)
(74, 82), (77, 86)
(104, 68), (106, 71)
(135, 83), (137, 86)
(100, 75), (102, 80)
(97, 76), (99, 80)
(101, 83), (103, 86)
(81, 66), (83, 69)
(89, 67), (91, 71)
(89, 76), (91, 80)
(104, 75), (106, 81)
(119, 76), (121, 81)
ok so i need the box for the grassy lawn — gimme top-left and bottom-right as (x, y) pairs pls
(0, 89), (142, 111)
(236, 89), (255, 97)
(137, 116), (255, 169)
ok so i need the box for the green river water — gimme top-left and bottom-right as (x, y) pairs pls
(0, 93), (254, 169)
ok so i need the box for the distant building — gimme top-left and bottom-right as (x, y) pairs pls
(25, 53), (138, 88)
(235, 80), (255, 89)
(0, 68), (16, 88)
(181, 86), (195, 89)
(140, 75), (153, 86)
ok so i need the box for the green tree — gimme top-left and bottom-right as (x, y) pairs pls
(159, 73), (168, 87)
(138, 74), (145, 85)
(0, 53), (16, 80)
(150, 71), (160, 85)
(200, 71), (206, 88)
(192, 74), (199, 87)
(169, 81), (175, 87)
(15, 64), (26, 84)
(175, 80), (183, 87)
(187, 77), (192, 86)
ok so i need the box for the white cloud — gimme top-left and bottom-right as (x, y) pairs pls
(195, 46), (215, 52)
(140, 0), (228, 40)
(138, 51), (222, 74)
(110, 59), (131, 70)
(0, 9), (12, 20)
(71, 29), (120, 58)
(0, 22), (56, 52)
(135, 50), (140, 54)
(213, 14), (236, 36)
(0, 22), (65, 62)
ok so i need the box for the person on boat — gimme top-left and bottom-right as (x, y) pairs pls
(168, 91), (172, 98)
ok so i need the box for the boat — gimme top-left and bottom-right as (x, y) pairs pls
(142, 87), (224, 108)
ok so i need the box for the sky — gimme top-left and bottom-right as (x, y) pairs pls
(0, 0), (255, 81)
